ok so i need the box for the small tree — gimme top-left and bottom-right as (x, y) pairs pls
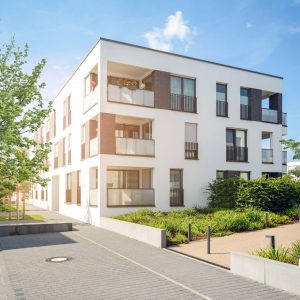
(281, 139), (300, 160)
(0, 39), (52, 200)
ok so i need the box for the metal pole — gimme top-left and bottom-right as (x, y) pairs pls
(266, 235), (275, 249)
(265, 211), (269, 228)
(188, 222), (192, 242)
(22, 200), (25, 220)
(207, 226), (211, 254)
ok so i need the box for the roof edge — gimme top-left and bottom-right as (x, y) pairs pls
(100, 37), (283, 80)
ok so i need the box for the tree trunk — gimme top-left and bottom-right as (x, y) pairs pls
(8, 196), (11, 220)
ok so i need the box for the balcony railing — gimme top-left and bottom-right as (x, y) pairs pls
(171, 94), (197, 113)
(216, 100), (228, 117)
(108, 84), (154, 107)
(282, 150), (287, 165)
(170, 188), (184, 207)
(262, 149), (273, 163)
(282, 113), (287, 127)
(84, 86), (98, 113)
(89, 189), (98, 206)
(107, 188), (155, 207)
(116, 137), (155, 156)
(240, 104), (250, 120)
(89, 137), (99, 157)
(185, 142), (198, 159)
(262, 108), (278, 123)
(226, 146), (248, 162)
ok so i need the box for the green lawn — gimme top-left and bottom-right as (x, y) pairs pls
(113, 208), (293, 245)
(0, 214), (44, 221)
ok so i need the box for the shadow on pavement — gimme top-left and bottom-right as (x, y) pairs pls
(0, 232), (76, 251)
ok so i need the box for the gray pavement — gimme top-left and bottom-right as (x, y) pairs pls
(0, 208), (299, 299)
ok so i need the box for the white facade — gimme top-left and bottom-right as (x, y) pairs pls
(30, 38), (288, 225)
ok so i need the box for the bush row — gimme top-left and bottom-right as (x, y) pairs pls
(207, 176), (300, 212)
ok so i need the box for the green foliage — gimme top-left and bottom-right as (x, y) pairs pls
(0, 38), (52, 199)
(207, 177), (241, 209)
(290, 241), (300, 258)
(281, 139), (300, 160)
(114, 208), (293, 245)
(236, 176), (300, 212)
(254, 246), (297, 265)
(208, 176), (300, 213)
(289, 169), (300, 179)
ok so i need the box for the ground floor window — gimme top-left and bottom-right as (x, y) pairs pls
(216, 170), (250, 180)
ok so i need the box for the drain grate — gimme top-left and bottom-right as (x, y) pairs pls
(46, 256), (72, 263)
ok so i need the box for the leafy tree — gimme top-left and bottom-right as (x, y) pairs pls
(289, 169), (300, 179)
(0, 39), (52, 200)
(281, 139), (300, 160)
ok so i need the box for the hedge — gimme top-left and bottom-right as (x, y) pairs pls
(208, 176), (300, 212)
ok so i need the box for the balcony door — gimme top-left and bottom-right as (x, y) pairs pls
(170, 169), (183, 207)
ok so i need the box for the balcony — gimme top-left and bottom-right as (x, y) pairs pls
(185, 142), (198, 159)
(226, 146), (248, 162)
(282, 150), (287, 165)
(282, 113), (287, 127)
(262, 108), (278, 123)
(171, 94), (197, 113)
(107, 189), (155, 207)
(89, 137), (99, 157)
(83, 86), (99, 113)
(89, 189), (98, 206)
(240, 104), (250, 120)
(116, 137), (155, 156)
(216, 100), (228, 117)
(262, 149), (273, 164)
(108, 84), (154, 107)
(170, 188), (184, 207)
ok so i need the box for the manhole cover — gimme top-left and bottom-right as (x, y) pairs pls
(46, 256), (72, 263)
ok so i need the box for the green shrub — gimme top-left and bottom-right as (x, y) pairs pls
(254, 246), (297, 265)
(207, 177), (242, 209)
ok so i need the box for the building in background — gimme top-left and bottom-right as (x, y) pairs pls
(29, 38), (288, 225)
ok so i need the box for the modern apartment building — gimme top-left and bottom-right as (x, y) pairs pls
(30, 38), (288, 225)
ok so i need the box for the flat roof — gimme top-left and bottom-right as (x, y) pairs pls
(100, 37), (283, 80)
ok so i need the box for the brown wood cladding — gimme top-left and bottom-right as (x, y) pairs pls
(270, 93), (282, 124)
(58, 138), (66, 167)
(249, 88), (262, 122)
(100, 113), (116, 154)
(152, 70), (171, 109)
(49, 111), (56, 140)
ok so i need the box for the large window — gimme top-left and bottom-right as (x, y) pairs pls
(170, 75), (196, 112)
(226, 129), (248, 162)
(115, 124), (140, 139)
(240, 88), (250, 120)
(107, 170), (139, 189)
(216, 83), (228, 117)
(170, 169), (184, 207)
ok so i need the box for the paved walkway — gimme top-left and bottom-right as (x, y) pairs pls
(0, 207), (299, 299)
(169, 223), (300, 269)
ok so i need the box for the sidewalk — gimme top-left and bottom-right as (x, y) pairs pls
(169, 222), (300, 269)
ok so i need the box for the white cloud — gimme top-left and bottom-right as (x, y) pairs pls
(288, 26), (300, 33)
(144, 11), (197, 52)
(52, 65), (69, 71)
(246, 22), (253, 29)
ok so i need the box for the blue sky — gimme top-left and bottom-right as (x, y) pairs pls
(1, 0), (299, 160)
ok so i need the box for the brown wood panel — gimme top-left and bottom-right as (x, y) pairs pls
(71, 171), (78, 204)
(100, 113), (116, 154)
(269, 93), (282, 124)
(152, 70), (171, 109)
(249, 88), (262, 121)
